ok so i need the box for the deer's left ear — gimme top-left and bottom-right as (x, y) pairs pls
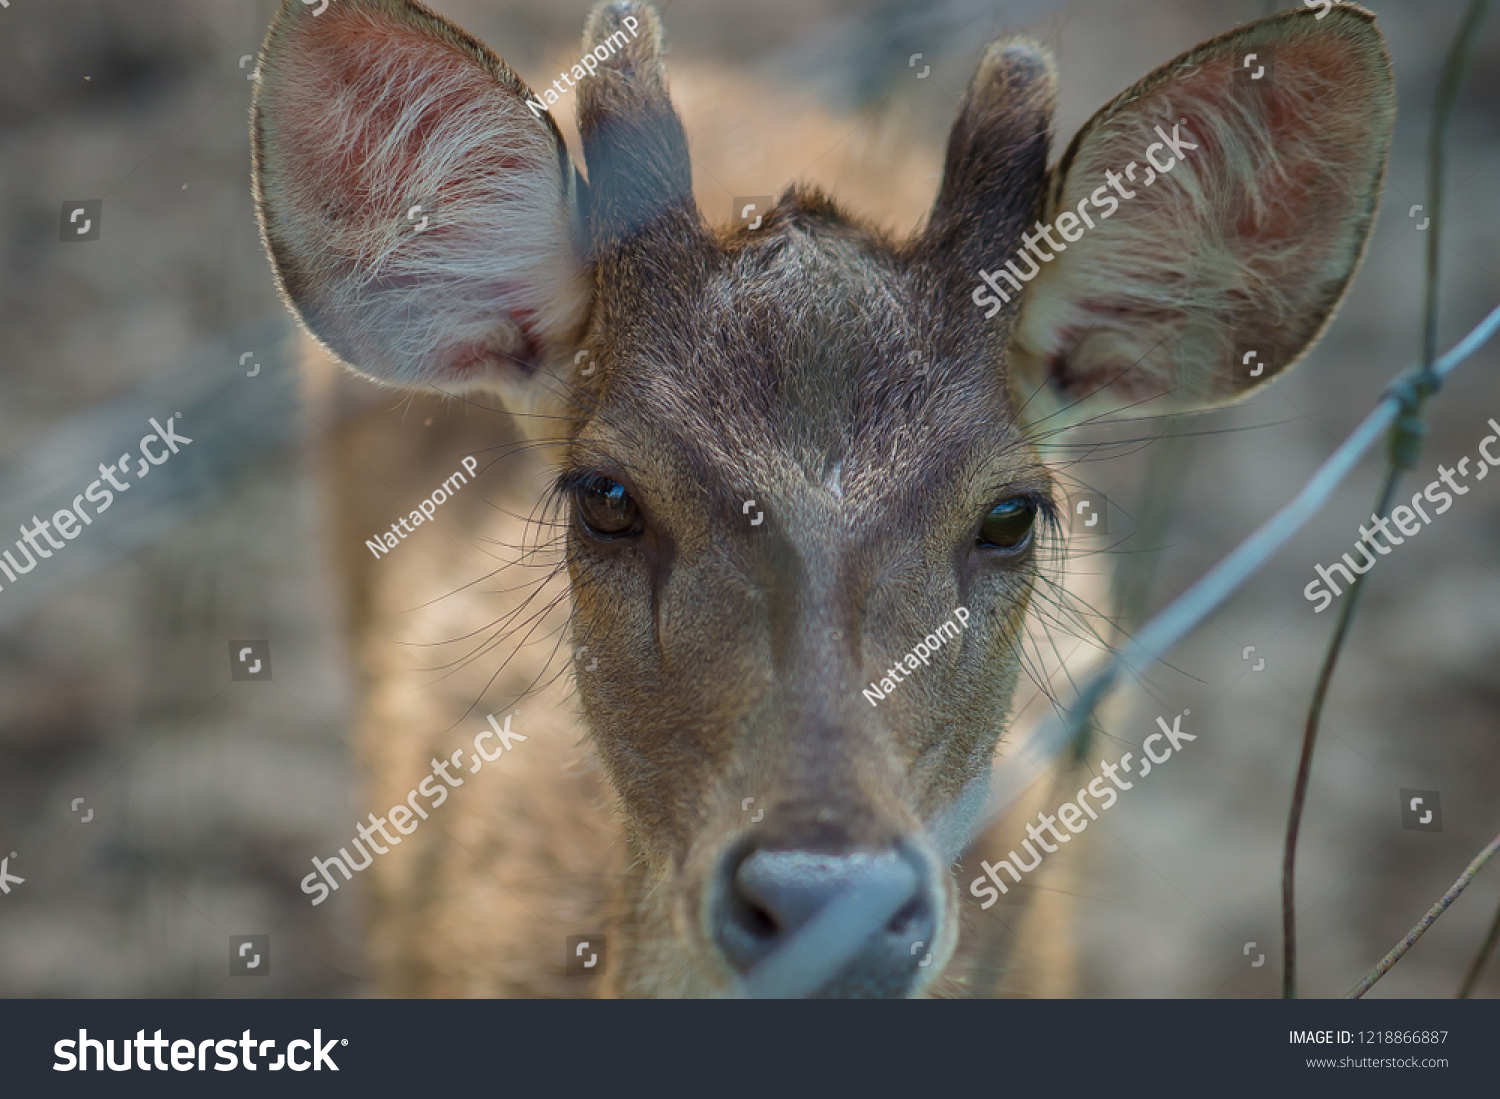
(1007, 4), (1394, 427)
(251, 0), (590, 395)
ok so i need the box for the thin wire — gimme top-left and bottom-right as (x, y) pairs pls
(1346, 831), (1500, 999)
(1282, 0), (1490, 999)
(991, 298), (1500, 823)
(1456, 897), (1500, 998)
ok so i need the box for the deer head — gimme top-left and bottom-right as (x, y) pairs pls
(252, 0), (1393, 996)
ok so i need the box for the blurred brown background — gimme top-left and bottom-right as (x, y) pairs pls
(0, 0), (1495, 998)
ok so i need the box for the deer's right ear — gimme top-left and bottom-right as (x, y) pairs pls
(1001, 5), (1395, 428)
(251, 0), (590, 393)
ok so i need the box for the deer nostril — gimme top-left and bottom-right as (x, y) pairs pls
(731, 893), (778, 941)
(886, 895), (924, 936)
(713, 842), (938, 996)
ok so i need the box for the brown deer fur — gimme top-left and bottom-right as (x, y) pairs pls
(254, 0), (1394, 996)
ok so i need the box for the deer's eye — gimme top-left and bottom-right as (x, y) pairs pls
(574, 476), (644, 538)
(978, 498), (1037, 551)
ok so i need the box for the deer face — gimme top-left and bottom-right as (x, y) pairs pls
(253, 0), (1392, 996)
(561, 196), (1061, 996)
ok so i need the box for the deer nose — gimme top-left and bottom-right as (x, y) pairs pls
(714, 842), (937, 996)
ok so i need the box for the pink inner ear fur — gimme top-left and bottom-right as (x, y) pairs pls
(276, 14), (534, 255)
(258, 6), (588, 390)
(1015, 16), (1392, 417)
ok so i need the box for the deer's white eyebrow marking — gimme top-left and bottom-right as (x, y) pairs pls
(824, 458), (844, 499)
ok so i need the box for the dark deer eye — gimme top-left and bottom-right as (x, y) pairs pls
(574, 476), (644, 538)
(978, 498), (1037, 551)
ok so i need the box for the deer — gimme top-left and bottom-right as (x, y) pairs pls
(250, 0), (1394, 997)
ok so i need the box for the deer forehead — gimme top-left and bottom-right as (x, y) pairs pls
(578, 210), (1037, 518)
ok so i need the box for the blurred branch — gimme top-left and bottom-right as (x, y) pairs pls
(1281, 0), (1490, 1000)
(1281, 470), (1398, 999)
(1457, 897), (1500, 998)
(1346, 830), (1500, 999)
